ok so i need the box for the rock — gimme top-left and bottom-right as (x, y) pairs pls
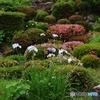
(92, 85), (100, 100)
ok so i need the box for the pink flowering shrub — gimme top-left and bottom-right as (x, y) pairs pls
(61, 41), (84, 51)
(46, 24), (86, 41)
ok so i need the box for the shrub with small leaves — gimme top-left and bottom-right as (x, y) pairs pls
(57, 18), (69, 24)
(81, 54), (100, 68)
(35, 11), (49, 21)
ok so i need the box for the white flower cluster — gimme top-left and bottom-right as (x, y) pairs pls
(27, 45), (38, 52)
(12, 43), (22, 49)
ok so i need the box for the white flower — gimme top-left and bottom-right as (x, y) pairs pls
(78, 62), (83, 66)
(52, 34), (58, 38)
(47, 53), (55, 58)
(12, 43), (22, 49)
(47, 47), (56, 53)
(40, 33), (45, 36)
(68, 57), (76, 63)
(27, 45), (38, 52)
(58, 49), (71, 56)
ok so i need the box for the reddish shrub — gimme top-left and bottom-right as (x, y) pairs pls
(46, 24), (86, 41)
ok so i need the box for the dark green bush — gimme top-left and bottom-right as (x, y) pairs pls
(73, 43), (100, 59)
(57, 18), (69, 24)
(0, 11), (25, 31)
(44, 15), (56, 24)
(52, 2), (74, 20)
(0, 30), (5, 45)
(81, 54), (100, 68)
(36, 22), (49, 31)
(36, 11), (49, 21)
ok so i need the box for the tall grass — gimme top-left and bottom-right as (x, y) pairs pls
(24, 68), (74, 100)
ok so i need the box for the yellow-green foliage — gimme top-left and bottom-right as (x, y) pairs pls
(73, 43), (100, 59)
(0, 57), (19, 67)
(81, 54), (100, 68)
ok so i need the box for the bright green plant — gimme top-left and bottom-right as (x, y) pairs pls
(73, 43), (100, 59)
(81, 54), (100, 68)
(92, 18), (100, 32)
(36, 22), (49, 31)
(88, 34), (100, 43)
(24, 67), (74, 100)
(6, 81), (30, 100)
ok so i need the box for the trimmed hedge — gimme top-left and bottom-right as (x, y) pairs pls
(0, 11), (25, 31)
(73, 43), (100, 59)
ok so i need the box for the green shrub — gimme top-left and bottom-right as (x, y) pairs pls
(75, 21), (89, 32)
(0, 57), (19, 67)
(73, 43), (100, 59)
(54, 65), (95, 91)
(0, 1), (21, 11)
(12, 31), (32, 49)
(69, 66), (94, 91)
(52, 2), (74, 20)
(36, 11), (49, 21)
(17, 6), (37, 21)
(69, 15), (84, 24)
(77, 1), (92, 14)
(6, 54), (26, 64)
(44, 15), (56, 24)
(0, 11), (25, 31)
(57, 18), (69, 24)
(92, 18), (100, 32)
(26, 28), (47, 44)
(24, 67), (73, 100)
(36, 22), (49, 31)
(25, 20), (36, 29)
(81, 54), (100, 68)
